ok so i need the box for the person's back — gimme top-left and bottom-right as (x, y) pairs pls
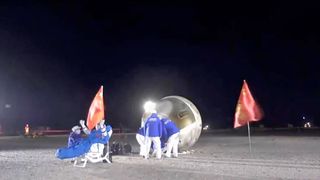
(143, 112), (163, 159)
(144, 113), (162, 137)
(161, 118), (180, 158)
(162, 118), (179, 137)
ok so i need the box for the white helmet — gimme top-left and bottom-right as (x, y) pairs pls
(143, 101), (157, 113)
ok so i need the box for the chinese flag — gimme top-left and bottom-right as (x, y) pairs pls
(86, 86), (105, 130)
(234, 80), (263, 128)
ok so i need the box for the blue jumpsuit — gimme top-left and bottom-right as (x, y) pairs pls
(67, 132), (82, 148)
(56, 128), (111, 159)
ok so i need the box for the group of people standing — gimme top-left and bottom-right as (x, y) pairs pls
(136, 101), (180, 159)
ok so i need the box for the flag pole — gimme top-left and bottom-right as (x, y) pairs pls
(247, 122), (252, 152)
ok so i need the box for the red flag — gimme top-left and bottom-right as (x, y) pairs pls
(86, 86), (105, 130)
(234, 80), (263, 128)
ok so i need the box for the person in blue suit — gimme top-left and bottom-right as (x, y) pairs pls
(143, 101), (163, 159)
(68, 125), (82, 148)
(80, 119), (112, 154)
(55, 121), (112, 160)
(160, 115), (180, 158)
(137, 124), (167, 158)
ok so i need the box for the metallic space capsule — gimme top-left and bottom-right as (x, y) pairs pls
(142, 96), (202, 151)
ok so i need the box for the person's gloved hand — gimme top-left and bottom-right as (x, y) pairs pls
(107, 129), (113, 137)
(79, 120), (86, 128)
(99, 120), (105, 128)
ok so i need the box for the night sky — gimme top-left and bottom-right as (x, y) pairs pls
(0, 1), (319, 131)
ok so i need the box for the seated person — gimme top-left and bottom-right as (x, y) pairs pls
(89, 121), (112, 155)
(68, 125), (82, 148)
(55, 120), (112, 160)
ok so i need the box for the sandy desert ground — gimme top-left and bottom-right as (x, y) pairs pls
(1, 131), (320, 180)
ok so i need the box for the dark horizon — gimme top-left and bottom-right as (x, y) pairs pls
(0, 1), (319, 131)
